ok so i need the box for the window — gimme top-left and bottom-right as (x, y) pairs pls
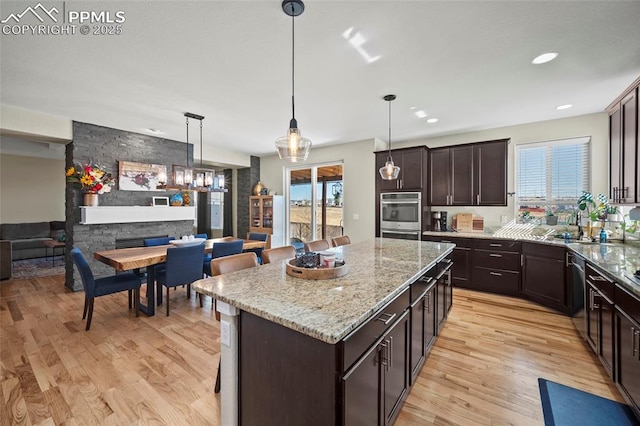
(515, 137), (590, 224)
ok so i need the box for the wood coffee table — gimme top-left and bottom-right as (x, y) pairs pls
(43, 240), (65, 266)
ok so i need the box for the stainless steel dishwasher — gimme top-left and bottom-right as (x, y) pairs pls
(570, 253), (586, 339)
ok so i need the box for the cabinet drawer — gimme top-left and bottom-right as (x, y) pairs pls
(474, 239), (520, 252)
(473, 249), (520, 271)
(473, 267), (520, 296)
(615, 285), (640, 324)
(586, 264), (614, 301)
(342, 288), (410, 372)
(411, 275), (436, 304)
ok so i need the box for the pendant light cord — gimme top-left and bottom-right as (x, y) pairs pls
(199, 119), (203, 168)
(291, 9), (296, 121)
(388, 99), (392, 161)
(185, 116), (190, 168)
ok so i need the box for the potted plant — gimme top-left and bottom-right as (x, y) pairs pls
(545, 207), (558, 225)
(606, 205), (623, 222)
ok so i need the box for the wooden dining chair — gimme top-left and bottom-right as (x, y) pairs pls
(156, 243), (205, 316)
(332, 235), (351, 247)
(70, 248), (142, 331)
(207, 252), (259, 393)
(262, 245), (296, 264)
(303, 239), (331, 252)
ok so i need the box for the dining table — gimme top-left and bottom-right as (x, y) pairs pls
(93, 237), (267, 316)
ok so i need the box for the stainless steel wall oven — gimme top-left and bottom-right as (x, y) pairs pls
(380, 192), (421, 240)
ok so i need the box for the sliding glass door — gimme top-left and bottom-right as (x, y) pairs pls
(286, 162), (343, 246)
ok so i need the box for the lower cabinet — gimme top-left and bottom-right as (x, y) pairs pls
(409, 277), (436, 385)
(585, 265), (615, 377)
(436, 259), (453, 333)
(521, 243), (571, 314)
(422, 236), (471, 287)
(471, 239), (521, 296)
(615, 285), (640, 419)
(343, 310), (410, 426)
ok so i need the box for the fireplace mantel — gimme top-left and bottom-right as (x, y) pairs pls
(79, 206), (195, 225)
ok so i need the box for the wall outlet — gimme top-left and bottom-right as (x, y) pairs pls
(500, 215), (508, 224)
(221, 320), (231, 347)
(353, 213), (359, 220)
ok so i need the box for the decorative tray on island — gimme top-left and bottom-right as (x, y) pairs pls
(285, 259), (348, 280)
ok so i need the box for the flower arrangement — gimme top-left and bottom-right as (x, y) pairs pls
(65, 161), (115, 194)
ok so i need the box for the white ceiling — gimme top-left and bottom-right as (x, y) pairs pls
(1, 0), (639, 162)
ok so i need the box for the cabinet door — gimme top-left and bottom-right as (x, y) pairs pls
(383, 313), (409, 425)
(409, 298), (426, 384)
(610, 108), (622, 202)
(450, 146), (474, 205)
(343, 344), (381, 426)
(521, 244), (567, 313)
(376, 151), (400, 191)
(451, 247), (471, 287)
(436, 274), (446, 332)
(622, 92), (637, 203)
(601, 295), (614, 376)
(429, 148), (450, 205)
(399, 149), (424, 190)
(473, 140), (507, 206)
(586, 284), (599, 353)
(617, 311), (640, 415)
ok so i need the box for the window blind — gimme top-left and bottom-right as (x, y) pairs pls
(516, 137), (590, 205)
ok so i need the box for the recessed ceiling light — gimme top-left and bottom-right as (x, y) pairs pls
(410, 106), (416, 110)
(532, 52), (558, 64)
(415, 110), (427, 118)
(556, 104), (572, 110)
(426, 118), (438, 124)
(146, 128), (164, 135)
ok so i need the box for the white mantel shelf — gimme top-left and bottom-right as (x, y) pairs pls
(79, 206), (196, 225)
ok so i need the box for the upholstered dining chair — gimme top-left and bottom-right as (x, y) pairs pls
(246, 232), (269, 264)
(207, 252), (259, 393)
(194, 233), (212, 269)
(156, 243), (205, 316)
(70, 248), (142, 331)
(332, 235), (351, 247)
(261, 245), (296, 264)
(303, 239), (331, 252)
(203, 240), (244, 276)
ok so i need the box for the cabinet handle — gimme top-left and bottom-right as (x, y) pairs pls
(489, 253), (502, 258)
(441, 258), (452, 264)
(379, 340), (389, 371)
(376, 312), (396, 325)
(476, 194), (480, 204)
(424, 293), (430, 313)
(440, 240), (452, 243)
(588, 274), (607, 282)
(565, 252), (571, 268)
(521, 254), (524, 267)
(420, 276), (434, 284)
(489, 243), (502, 247)
(389, 336), (394, 369)
(490, 271), (502, 277)
(400, 179), (403, 189)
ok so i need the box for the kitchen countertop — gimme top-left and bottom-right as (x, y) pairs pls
(423, 230), (640, 298)
(191, 238), (454, 344)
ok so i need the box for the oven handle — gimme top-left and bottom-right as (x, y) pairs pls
(380, 200), (421, 205)
(381, 230), (421, 235)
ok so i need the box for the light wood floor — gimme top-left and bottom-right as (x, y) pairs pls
(1, 274), (624, 425)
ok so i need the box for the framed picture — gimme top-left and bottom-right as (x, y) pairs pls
(118, 161), (166, 191)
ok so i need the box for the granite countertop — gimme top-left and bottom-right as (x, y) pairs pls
(423, 230), (640, 298)
(567, 243), (640, 297)
(191, 238), (454, 344)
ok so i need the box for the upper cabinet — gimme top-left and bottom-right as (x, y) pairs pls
(608, 76), (639, 204)
(375, 146), (428, 192)
(429, 139), (508, 206)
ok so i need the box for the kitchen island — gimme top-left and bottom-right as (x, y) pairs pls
(192, 238), (455, 425)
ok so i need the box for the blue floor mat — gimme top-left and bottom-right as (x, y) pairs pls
(538, 378), (638, 426)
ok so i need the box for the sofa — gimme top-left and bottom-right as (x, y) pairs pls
(0, 221), (65, 261)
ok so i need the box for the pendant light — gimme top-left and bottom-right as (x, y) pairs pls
(275, 0), (312, 162)
(379, 94), (400, 180)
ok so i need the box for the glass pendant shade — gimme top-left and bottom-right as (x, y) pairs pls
(379, 160), (401, 180)
(276, 120), (311, 162)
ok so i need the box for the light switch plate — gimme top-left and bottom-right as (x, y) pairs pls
(221, 320), (231, 347)
(353, 213), (359, 220)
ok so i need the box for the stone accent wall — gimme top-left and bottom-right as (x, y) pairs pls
(65, 122), (194, 291)
(237, 155), (260, 239)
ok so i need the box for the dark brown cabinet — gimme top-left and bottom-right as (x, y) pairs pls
(343, 310), (409, 426)
(521, 243), (571, 314)
(585, 264), (615, 377)
(409, 276), (436, 385)
(375, 146), (428, 192)
(436, 258), (453, 333)
(471, 239), (521, 296)
(429, 139), (508, 206)
(422, 236), (471, 288)
(615, 285), (640, 418)
(608, 77), (639, 204)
